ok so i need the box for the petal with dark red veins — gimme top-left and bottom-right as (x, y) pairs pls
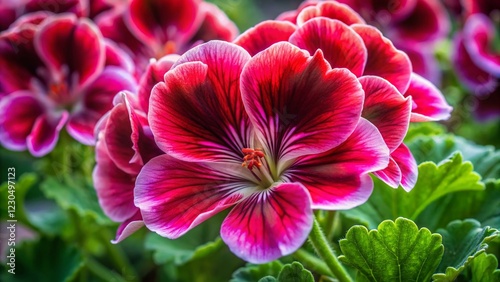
(150, 41), (252, 163)
(387, 0), (449, 44)
(93, 138), (138, 222)
(286, 118), (389, 209)
(296, 1), (365, 26)
(126, 0), (201, 46)
(27, 111), (69, 157)
(373, 157), (402, 188)
(0, 93), (44, 151)
(463, 14), (500, 77)
(112, 211), (144, 243)
(221, 182), (312, 264)
(391, 143), (418, 191)
(241, 42), (364, 162)
(138, 54), (179, 113)
(104, 39), (135, 74)
(352, 24), (412, 93)
(233, 20), (297, 57)
(360, 76), (411, 152)
(187, 2), (238, 44)
(135, 155), (253, 239)
(404, 73), (452, 122)
(35, 14), (105, 89)
(289, 18), (367, 77)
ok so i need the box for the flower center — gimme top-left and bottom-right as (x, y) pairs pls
(241, 148), (265, 171)
(241, 148), (277, 189)
(48, 82), (70, 104)
(156, 41), (176, 59)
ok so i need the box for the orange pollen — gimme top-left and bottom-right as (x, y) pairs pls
(241, 148), (265, 171)
(49, 83), (68, 101)
(159, 41), (176, 58)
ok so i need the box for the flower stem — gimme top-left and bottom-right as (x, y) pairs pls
(293, 249), (332, 277)
(308, 218), (352, 282)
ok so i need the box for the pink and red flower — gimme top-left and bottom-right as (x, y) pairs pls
(93, 56), (174, 242)
(0, 13), (136, 156)
(134, 40), (392, 263)
(234, 1), (452, 190)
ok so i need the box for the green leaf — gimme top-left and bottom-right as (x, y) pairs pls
(339, 217), (443, 282)
(0, 237), (84, 282)
(469, 253), (500, 282)
(39, 175), (112, 225)
(277, 262), (314, 282)
(408, 135), (500, 179)
(416, 179), (500, 230)
(404, 122), (446, 142)
(231, 261), (284, 282)
(432, 219), (499, 281)
(258, 276), (278, 282)
(145, 213), (225, 265)
(342, 153), (484, 228)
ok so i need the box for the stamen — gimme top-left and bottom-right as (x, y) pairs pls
(241, 148), (265, 171)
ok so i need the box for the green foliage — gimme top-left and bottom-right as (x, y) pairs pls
(469, 253), (500, 282)
(276, 262), (314, 282)
(0, 237), (84, 282)
(432, 220), (499, 281)
(0, 173), (37, 225)
(231, 261), (284, 282)
(339, 218), (443, 282)
(342, 152), (484, 228)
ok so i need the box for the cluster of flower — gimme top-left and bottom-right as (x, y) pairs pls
(0, 0), (453, 263)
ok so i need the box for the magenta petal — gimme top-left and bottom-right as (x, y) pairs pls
(391, 143), (418, 191)
(352, 24), (412, 93)
(289, 18), (367, 77)
(296, 1), (366, 26)
(35, 14), (105, 88)
(104, 39), (135, 74)
(360, 76), (411, 152)
(373, 158), (402, 188)
(126, 0), (201, 45)
(387, 0), (449, 44)
(463, 14), (500, 77)
(221, 183), (313, 263)
(451, 33), (496, 94)
(233, 20), (297, 57)
(275, 1), (318, 23)
(404, 73), (452, 122)
(27, 111), (68, 157)
(474, 85), (500, 121)
(189, 2), (238, 43)
(288, 118), (389, 209)
(93, 138), (138, 222)
(0, 93), (44, 151)
(149, 41), (252, 163)
(241, 42), (364, 161)
(397, 43), (442, 86)
(135, 155), (250, 239)
(138, 54), (179, 113)
(112, 211), (144, 244)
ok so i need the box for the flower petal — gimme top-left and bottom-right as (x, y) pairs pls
(451, 32), (496, 94)
(135, 155), (252, 239)
(188, 2), (238, 43)
(296, 1), (365, 26)
(221, 182), (313, 264)
(0, 93), (44, 151)
(233, 20), (297, 57)
(359, 76), (411, 152)
(352, 24), (412, 93)
(373, 157), (402, 188)
(138, 54), (179, 114)
(241, 42), (364, 162)
(287, 118), (389, 209)
(391, 143), (418, 191)
(35, 14), (105, 88)
(93, 138), (138, 222)
(404, 73), (452, 122)
(112, 211), (144, 244)
(463, 14), (500, 77)
(285, 118), (389, 210)
(27, 111), (68, 157)
(126, 0), (201, 46)
(397, 43), (442, 86)
(104, 39), (135, 74)
(149, 41), (252, 163)
(289, 18), (367, 77)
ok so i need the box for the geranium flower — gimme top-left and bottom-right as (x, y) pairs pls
(452, 14), (500, 120)
(0, 13), (136, 156)
(278, 0), (449, 85)
(96, 0), (238, 75)
(135, 41), (391, 263)
(93, 55), (174, 242)
(234, 1), (452, 189)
